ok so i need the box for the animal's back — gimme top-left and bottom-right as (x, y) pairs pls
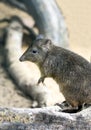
(42, 46), (91, 106)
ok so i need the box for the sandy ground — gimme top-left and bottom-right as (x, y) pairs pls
(0, 0), (91, 108)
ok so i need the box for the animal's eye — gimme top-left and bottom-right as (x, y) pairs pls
(32, 50), (37, 54)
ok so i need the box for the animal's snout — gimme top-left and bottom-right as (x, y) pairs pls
(19, 55), (25, 62)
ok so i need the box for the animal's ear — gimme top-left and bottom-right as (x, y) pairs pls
(42, 39), (52, 51)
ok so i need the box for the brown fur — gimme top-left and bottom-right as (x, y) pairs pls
(20, 36), (91, 111)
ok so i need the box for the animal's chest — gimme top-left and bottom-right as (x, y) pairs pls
(41, 60), (53, 76)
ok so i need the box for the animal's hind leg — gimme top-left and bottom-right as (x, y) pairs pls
(56, 101), (83, 113)
(61, 105), (82, 113)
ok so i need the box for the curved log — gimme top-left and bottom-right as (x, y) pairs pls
(0, 0), (69, 48)
(3, 17), (50, 108)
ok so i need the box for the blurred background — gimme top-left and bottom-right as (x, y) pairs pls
(0, 0), (91, 108)
(57, 0), (91, 60)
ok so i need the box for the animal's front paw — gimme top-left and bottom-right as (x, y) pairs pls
(38, 77), (45, 84)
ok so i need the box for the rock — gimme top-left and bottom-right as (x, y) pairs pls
(0, 106), (91, 130)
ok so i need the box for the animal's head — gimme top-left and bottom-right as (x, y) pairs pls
(19, 35), (53, 65)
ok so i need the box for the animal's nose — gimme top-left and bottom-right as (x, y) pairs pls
(19, 55), (25, 61)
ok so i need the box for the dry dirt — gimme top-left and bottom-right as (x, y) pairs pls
(0, 0), (91, 108)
